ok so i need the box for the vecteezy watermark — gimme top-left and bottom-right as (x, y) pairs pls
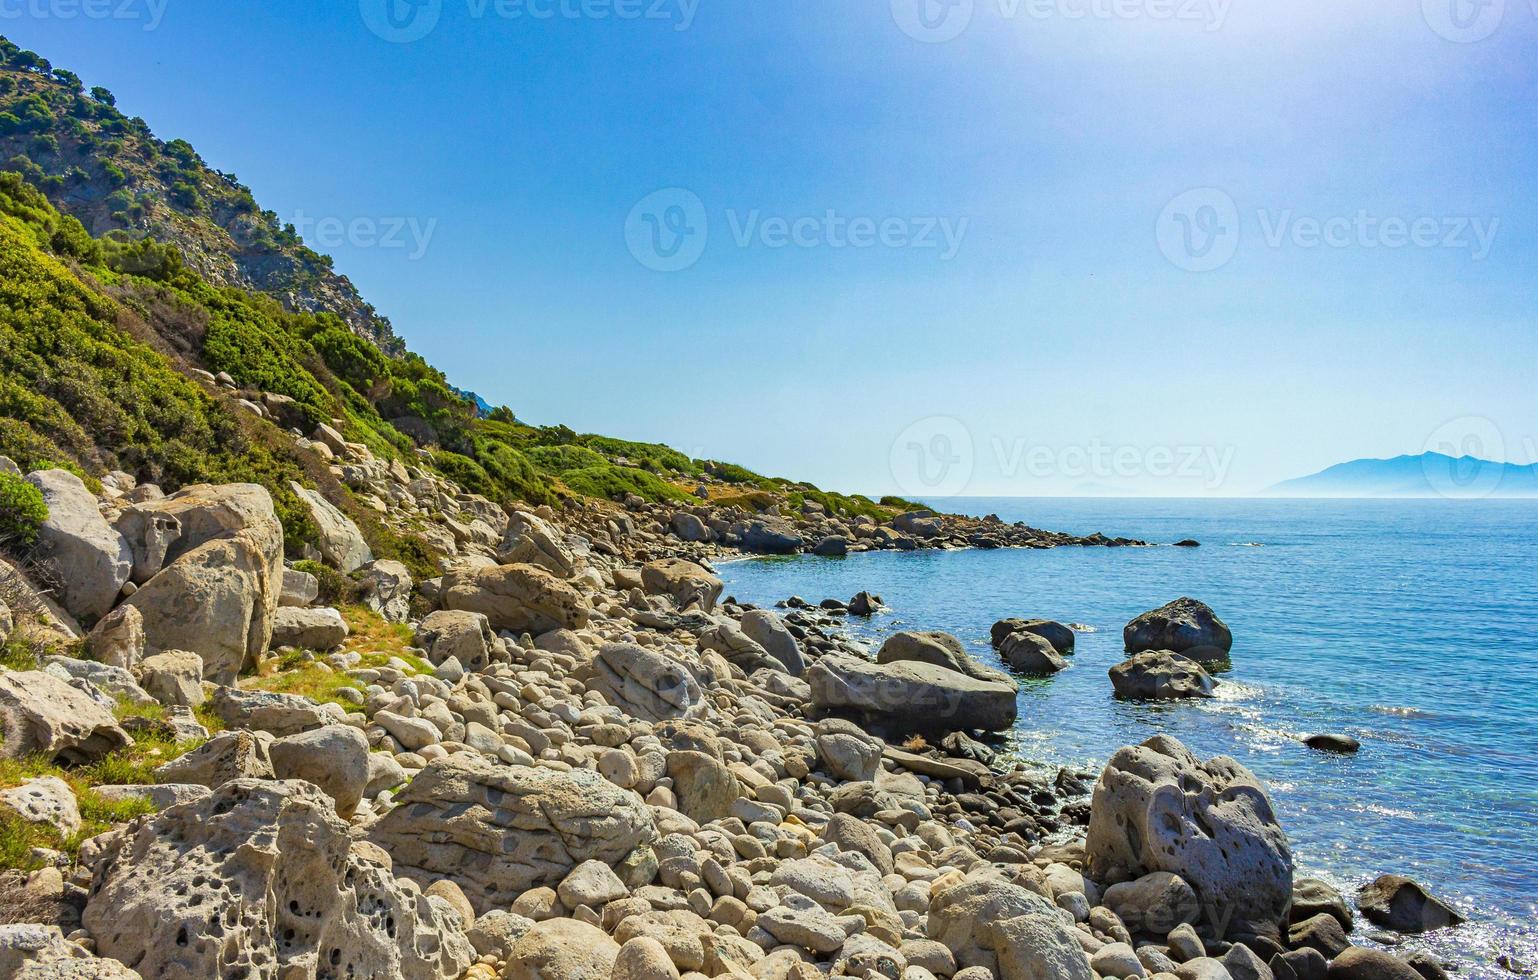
(1156, 188), (1241, 273)
(625, 188), (709, 273)
(359, 0), (699, 42)
(1421, 416), (1512, 498)
(0, 0), (169, 31)
(287, 210), (438, 260)
(625, 188), (968, 272)
(1421, 0), (1509, 42)
(1158, 188), (1501, 271)
(890, 0), (1229, 43)
(891, 416), (975, 499)
(988, 436), (1236, 490)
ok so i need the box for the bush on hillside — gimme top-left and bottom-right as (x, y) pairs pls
(0, 471), (47, 551)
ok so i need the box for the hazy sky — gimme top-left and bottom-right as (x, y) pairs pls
(7, 0), (1536, 498)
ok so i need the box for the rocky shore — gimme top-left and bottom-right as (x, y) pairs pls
(0, 436), (1469, 980)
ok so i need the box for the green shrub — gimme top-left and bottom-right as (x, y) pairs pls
(560, 464), (690, 503)
(0, 471), (46, 550)
(292, 559), (349, 605)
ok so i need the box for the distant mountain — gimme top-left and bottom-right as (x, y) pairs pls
(1267, 453), (1538, 498)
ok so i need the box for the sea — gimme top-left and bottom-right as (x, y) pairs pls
(715, 497), (1538, 976)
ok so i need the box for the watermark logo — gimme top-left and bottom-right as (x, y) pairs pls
(0, 0), (170, 31)
(288, 210), (438, 260)
(1422, 416), (1506, 498)
(890, 416), (975, 498)
(1157, 187), (1240, 273)
(1158, 189), (1501, 270)
(361, 0), (699, 41)
(360, 0), (443, 42)
(625, 188), (709, 272)
(892, 0), (1229, 42)
(625, 189), (969, 272)
(891, 0), (975, 42)
(1421, 0), (1505, 42)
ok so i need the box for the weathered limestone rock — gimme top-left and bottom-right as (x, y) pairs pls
(270, 606), (350, 650)
(0, 924), (143, 979)
(740, 609), (805, 675)
(154, 729), (274, 788)
(927, 871), (1077, 974)
(441, 563), (591, 634)
(280, 567), (320, 607)
(208, 686), (346, 737)
(665, 750), (741, 822)
(0, 776), (81, 837)
(807, 654), (1018, 732)
(583, 643), (710, 723)
(357, 559), (413, 622)
(137, 650), (205, 707)
(290, 481), (373, 572)
(42, 655), (155, 707)
(640, 558), (723, 613)
(121, 484), (284, 684)
(1124, 597), (1232, 661)
(499, 511), (578, 578)
(1086, 735), (1293, 940)
(114, 501), (182, 585)
(696, 622), (779, 675)
(84, 604), (145, 670)
(83, 779), (474, 979)
(269, 723), (370, 818)
(1102, 871), (1201, 934)
(25, 469), (131, 623)
(502, 918), (619, 980)
(0, 670), (131, 764)
(365, 754), (656, 915)
(415, 610), (494, 672)
(877, 631), (1010, 685)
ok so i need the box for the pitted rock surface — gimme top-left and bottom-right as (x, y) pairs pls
(364, 754), (656, 915)
(82, 779), (473, 980)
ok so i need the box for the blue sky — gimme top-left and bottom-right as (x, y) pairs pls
(5, 0), (1536, 497)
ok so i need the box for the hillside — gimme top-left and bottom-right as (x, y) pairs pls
(1267, 453), (1538, 499)
(0, 35), (930, 577)
(0, 39), (400, 352)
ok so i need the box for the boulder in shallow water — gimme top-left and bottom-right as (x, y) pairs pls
(1086, 734), (1293, 941)
(1123, 597), (1232, 661)
(1303, 733), (1360, 754)
(1356, 874), (1465, 933)
(1108, 649), (1216, 700)
(999, 630), (1068, 676)
(991, 618), (1075, 654)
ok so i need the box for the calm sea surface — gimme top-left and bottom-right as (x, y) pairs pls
(716, 498), (1538, 975)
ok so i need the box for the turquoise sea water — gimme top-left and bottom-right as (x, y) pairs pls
(717, 498), (1538, 975)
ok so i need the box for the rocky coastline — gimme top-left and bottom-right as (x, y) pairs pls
(0, 436), (1473, 980)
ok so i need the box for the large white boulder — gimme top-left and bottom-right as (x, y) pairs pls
(82, 779), (474, 979)
(290, 481), (373, 573)
(1086, 735), (1293, 941)
(365, 754), (656, 915)
(119, 484), (284, 684)
(25, 469), (131, 624)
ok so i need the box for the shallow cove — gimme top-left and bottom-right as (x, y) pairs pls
(718, 497), (1538, 977)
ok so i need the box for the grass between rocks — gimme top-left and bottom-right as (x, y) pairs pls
(244, 603), (430, 711)
(0, 700), (200, 872)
